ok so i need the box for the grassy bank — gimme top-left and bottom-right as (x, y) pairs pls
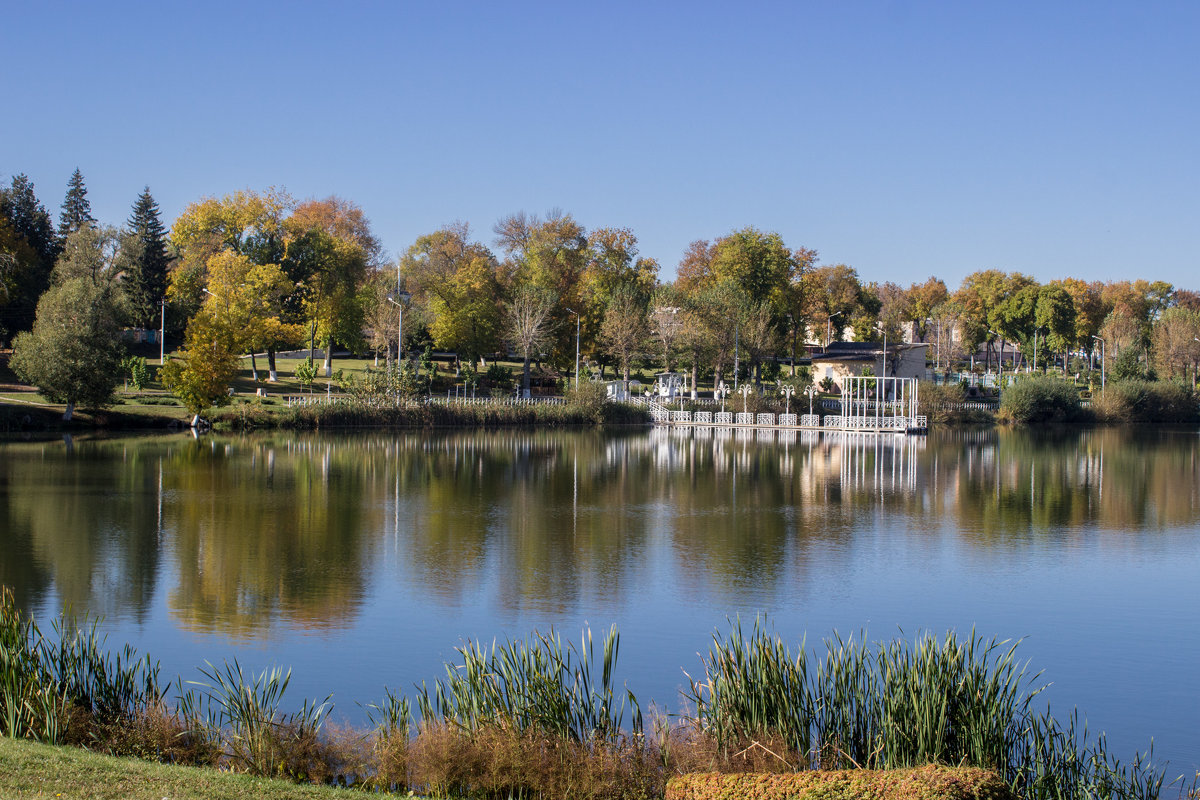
(0, 736), (355, 800)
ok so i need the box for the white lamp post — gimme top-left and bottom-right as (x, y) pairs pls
(778, 381), (795, 416)
(738, 383), (752, 415)
(386, 291), (411, 366)
(716, 380), (730, 413)
(565, 308), (580, 389)
(805, 383), (818, 416)
(826, 311), (843, 347)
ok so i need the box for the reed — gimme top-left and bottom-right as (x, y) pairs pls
(686, 619), (1170, 800)
(417, 625), (642, 746)
(180, 659), (333, 780)
(0, 587), (160, 744)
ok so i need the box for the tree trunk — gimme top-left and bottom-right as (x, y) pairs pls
(323, 337), (333, 378)
(522, 355), (531, 397)
(62, 401), (75, 422)
(250, 352), (259, 382)
(268, 348), (278, 382)
(690, 358), (699, 400)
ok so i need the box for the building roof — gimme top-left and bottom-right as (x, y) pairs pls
(811, 342), (928, 362)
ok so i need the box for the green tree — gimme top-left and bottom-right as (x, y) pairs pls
(710, 227), (794, 308)
(505, 284), (558, 396)
(124, 187), (172, 328)
(1035, 284), (1077, 372)
(57, 168), (96, 240)
(10, 228), (131, 421)
(599, 282), (649, 389)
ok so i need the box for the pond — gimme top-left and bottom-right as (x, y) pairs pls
(1, 426), (1197, 774)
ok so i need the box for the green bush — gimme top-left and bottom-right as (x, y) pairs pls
(997, 377), (1084, 424)
(1091, 380), (1199, 424)
(665, 766), (1015, 800)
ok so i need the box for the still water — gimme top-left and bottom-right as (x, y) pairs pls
(1, 427), (1198, 773)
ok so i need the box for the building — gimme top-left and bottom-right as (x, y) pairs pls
(810, 342), (929, 389)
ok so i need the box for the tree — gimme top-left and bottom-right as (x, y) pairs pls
(125, 187), (172, 328)
(599, 283), (649, 388)
(807, 264), (863, 343)
(160, 309), (240, 426)
(710, 227), (794, 308)
(0, 174), (59, 335)
(649, 287), (685, 373)
(505, 285), (557, 396)
(580, 226), (659, 367)
(9, 228), (131, 421)
(1034, 284), (1076, 372)
(58, 168), (96, 240)
(403, 224), (501, 367)
(1151, 307), (1200, 386)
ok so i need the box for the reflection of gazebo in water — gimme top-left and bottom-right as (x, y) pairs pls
(836, 375), (920, 431)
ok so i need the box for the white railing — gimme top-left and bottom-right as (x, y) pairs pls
(800, 414), (819, 427)
(823, 415), (844, 428)
(756, 413), (775, 426)
(778, 413), (797, 426)
(715, 411), (733, 425)
(695, 411), (713, 424)
(735, 412), (754, 425)
(670, 410), (691, 423)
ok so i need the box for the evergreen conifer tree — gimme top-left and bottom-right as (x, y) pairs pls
(58, 168), (95, 240)
(125, 186), (172, 327)
(0, 174), (60, 333)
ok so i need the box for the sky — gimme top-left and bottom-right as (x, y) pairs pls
(3, 1), (1197, 290)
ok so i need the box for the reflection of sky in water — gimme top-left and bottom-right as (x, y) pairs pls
(1, 427), (1198, 775)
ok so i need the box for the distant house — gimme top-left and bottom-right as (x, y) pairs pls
(810, 342), (929, 389)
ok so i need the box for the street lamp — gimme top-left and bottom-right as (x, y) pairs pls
(1091, 335), (1106, 390)
(778, 381), (795, 415)
(716, 380), (730, 413)
(386, 291), (411, 365)
(804, 383), (818, 416)
(826, 311), (843, 348)
(565, 307), (580, 389)
(738, 383), (752, 415)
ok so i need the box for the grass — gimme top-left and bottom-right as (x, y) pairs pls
(0, 736), (360, 800)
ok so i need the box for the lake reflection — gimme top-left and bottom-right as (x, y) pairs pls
(1, 426), (1198, 771)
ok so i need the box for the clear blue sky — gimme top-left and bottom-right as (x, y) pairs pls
(3, 1), (1197, 290)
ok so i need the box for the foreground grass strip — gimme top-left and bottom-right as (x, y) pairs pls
(665, 766), (1016, 800)
(0, 736), (356, 800)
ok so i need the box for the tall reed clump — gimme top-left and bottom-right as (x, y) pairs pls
(0, 587), (161, 745)
(177, 659), (334, 782)
(683, 619), (1168, 800)
(409, 626), (658, 799)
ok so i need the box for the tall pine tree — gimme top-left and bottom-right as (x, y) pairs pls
(0, 174), (60, 334)
(58, 168), (95, 240)
(125, 186), (172, 328)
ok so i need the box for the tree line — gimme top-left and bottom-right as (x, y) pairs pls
(3, 172), (1200, 419)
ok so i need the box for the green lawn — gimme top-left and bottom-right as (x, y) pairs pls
(0, 736), (375, 800)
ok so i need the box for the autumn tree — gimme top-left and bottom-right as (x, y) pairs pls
(1151, 307), (1200, 386)
(648, 287), (685, 372)
(494, 210), (589, 364)
(806, 264), (863, 344)
(600, 283), (649, 389)
(403, 224), (501, 367)
(160, 308), (241, 426)
(505, 285), (558, 396)
(580, 226), (659, 368)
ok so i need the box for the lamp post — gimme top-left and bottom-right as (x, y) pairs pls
(826, 311), (843, 348)
(988, 329), (1002, 384)
(716, 380), (729, 413)
(565, 307), (580, 389)
(805, 383), (818, 416)
(738, 383), (752, 415)
(159, 297), (166, 366)
(386, 291), (411, 366)
(778, 381), (795, 416)
(1091, 335), (1106, 390)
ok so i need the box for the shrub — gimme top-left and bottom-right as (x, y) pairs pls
(997, 377), (1083, 424)
(665, 766), (1015, 800)
(1091, 380), (1200, 424)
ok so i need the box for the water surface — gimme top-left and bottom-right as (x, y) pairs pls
(1, 426), (1197, 773)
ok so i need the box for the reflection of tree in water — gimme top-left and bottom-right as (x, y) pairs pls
(0, 437), (162, 620)
(165, 436), (374, 638)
